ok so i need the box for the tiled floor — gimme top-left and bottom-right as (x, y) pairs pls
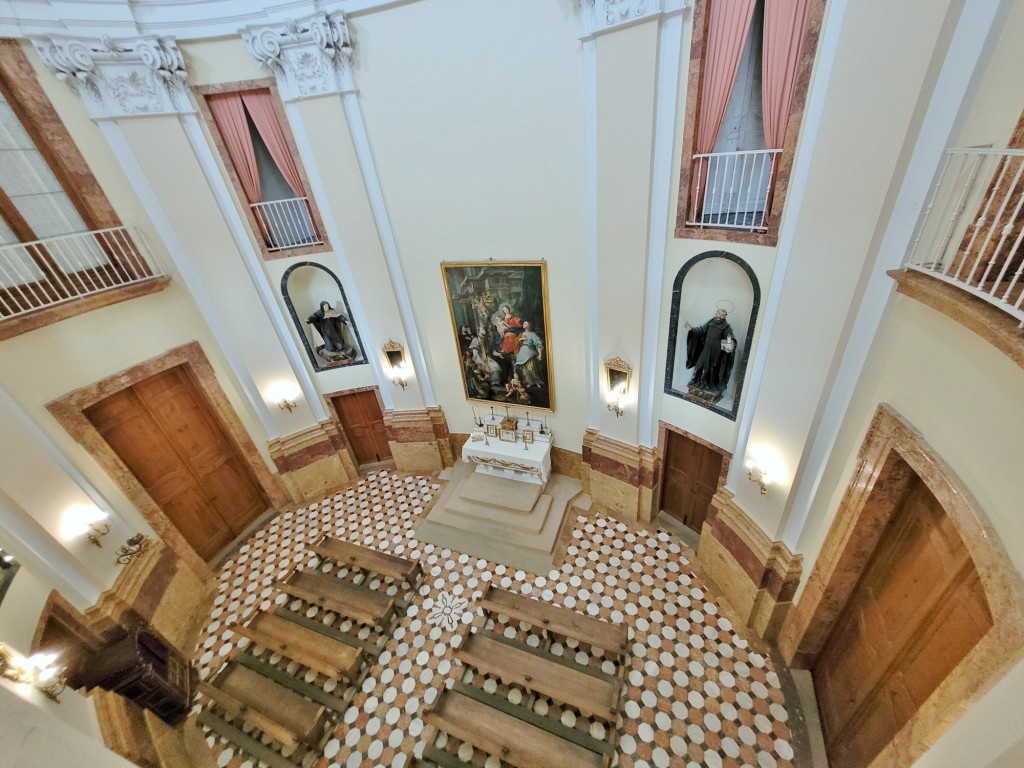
(193, 470), (803, 768)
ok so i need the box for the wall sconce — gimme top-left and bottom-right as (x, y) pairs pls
(745, 460), (770, 495)
(116, 534), (153, 566)
(604, 357), (631, 418)
(265, 381), (300, 413)
(60, 505), (110, 547)
(0, 645), (66, 702)
(383, 339), (410, 389)
(0, 548), (14, 569)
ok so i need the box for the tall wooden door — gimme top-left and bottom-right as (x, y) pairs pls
(812, 476), (992, 768)
(84, 367), (268, 561)
(332, 390), (391, 465)
(660, 430), (722, 533)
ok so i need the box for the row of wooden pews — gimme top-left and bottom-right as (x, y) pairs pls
(196, 535), (422, 768)
(415, 585), (630, 768)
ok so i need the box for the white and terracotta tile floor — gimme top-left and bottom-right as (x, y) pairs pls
(193, 470), (806, 768)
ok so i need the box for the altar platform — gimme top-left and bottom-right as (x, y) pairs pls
(414, 459), (588, 574)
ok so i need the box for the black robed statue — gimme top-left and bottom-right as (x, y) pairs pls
(684, 304), (736, 402)
(307, 301), (355, 362)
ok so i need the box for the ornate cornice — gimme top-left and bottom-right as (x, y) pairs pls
(31, 35), (191, 120)
(580, 0), (691, 39)
(242, 12), (355, 101)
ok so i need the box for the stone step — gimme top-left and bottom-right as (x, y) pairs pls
(447, 492), (553, 534)
(458, 470), (542, 512)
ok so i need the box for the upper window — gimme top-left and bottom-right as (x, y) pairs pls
(0, 40), (161, 335)
(203, 86), (327, 258)
(675, 0), (821, 245)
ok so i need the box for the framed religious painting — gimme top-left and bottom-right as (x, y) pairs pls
(442, 261), (555, 411)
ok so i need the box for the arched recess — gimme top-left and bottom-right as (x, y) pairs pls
(47, 342), (289, 578)
(281, 261), (367, 372)
(664, 251), (760, 421)
(778, 404), (1024, 767)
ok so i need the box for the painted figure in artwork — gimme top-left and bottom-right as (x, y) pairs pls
(505, 372), (530, 404)
(492, 303), (524, 355)
(514, 321), (545, 388)
(684, 305), (736, 401)
(307, 301), (356, 362)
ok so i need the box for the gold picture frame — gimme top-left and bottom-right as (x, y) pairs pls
(499, 428), (517, 443)
(442, 261), (554, 411)
(521, 429), (534, 444)
(485, 424), (498, 438)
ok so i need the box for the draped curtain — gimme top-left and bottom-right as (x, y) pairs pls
(207, 93), (260, 204)
(240, 90), (308, 199)
(762, 0), (810, 149)
(695, 0), (758, 155)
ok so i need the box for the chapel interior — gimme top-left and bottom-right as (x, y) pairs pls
(0, 1), (1023, 768)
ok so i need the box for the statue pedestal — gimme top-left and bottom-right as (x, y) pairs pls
(686, 385), (724, 405)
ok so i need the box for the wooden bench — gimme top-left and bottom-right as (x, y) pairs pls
(309, 536), (421, 583)
(477, 585), (629, 657)
(424, 688), (607, 768)
(454, 629), (621, 722)
(199, 662), (328, 752)
(198, 710), (304, 768)
(278, 568), (396, 628)
(231, 611), (363, 681)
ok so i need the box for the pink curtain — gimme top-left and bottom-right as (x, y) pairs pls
(696, 0), (758, 154)
(762, 0), (810, 149)
(207, 93), (260, 204)
(240, 90), (307, 199)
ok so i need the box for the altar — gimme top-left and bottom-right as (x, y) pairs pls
(461, 415), (552, 485)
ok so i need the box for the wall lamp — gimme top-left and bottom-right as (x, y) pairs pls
(745, 459), (771, 495)
(383, 339), (410, 389)
(0, 644), (66, 702)
(265, 381), (301, 413)
(116, 534), (153, 566)
(604, 357), (631, 418)
(60, 505), (110, 547)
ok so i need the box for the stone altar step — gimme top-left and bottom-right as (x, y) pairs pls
(416, 461), (582, 573)
(448, 491), (553, 534)
(459, 471), (542, 512)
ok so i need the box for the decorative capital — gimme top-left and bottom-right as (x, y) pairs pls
(32, 35), (191, 120)
(242, 12), (355, 101)
(580, 0), (691, 38)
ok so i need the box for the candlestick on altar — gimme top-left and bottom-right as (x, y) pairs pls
(525, 411), (531, 426)
(472, 406), (477, 422)
(490, 406), (495, 419)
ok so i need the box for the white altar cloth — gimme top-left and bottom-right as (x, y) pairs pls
(462, 418), (552, 485)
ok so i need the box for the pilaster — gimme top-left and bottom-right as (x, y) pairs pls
(384, 408), (453, 474)
(582, 429), (657, 524)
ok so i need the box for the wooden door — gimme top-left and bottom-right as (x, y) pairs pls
(85, 367), (267, 561)
(660, 430), (722, 533)
(812, 476), (992, 768)
(332, 390), (391, 465)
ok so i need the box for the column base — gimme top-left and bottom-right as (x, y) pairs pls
(385, 407), (453, 473)
(268, 420), (358, 504)
(582, 429), (657, 524)
(697, 489), (802, 642)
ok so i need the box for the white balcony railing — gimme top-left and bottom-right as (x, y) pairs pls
(250, 197), (323, 252)
(905, 148), (1024, 327)
(0, 226), (161, 319)
(687, 148), (782, 232)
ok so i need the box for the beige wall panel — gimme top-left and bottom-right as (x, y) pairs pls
(352, 0), (587, 442)
(181, 38), (267, 86)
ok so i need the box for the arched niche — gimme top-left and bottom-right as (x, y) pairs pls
(664, 251), (760, 421)
(282, 262), (367, 372)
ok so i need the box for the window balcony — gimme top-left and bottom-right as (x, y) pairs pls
(249, 197), (323, 252)
(904, 147), (1024, 328)
(0, 225), (168, 338)
(686, 148), (782, 233)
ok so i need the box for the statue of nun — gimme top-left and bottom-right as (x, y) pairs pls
(684, 302), (736, 400)
(307, 301), (355, 361)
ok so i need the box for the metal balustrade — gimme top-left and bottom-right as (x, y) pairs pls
(0, 226), (161, 318)
(905, 148), (1024, 327)
(687, 148), (782, 232)
(250, 197), (323, 252)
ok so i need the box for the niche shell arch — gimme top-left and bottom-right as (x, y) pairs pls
(282, 262), (367, 371)
(665, 251), (760, 421)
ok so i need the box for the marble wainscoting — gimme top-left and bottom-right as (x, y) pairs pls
(384, 407), (454, 473)
(582, 429), (658, 524)
(269, 420), (358, 504)
(698, 491), (802, 644)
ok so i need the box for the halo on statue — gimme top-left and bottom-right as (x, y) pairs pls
(716, 299), (735, 315)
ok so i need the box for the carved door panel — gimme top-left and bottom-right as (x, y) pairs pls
(85, 368), (267, 561)
(333, 389), (391, 465)
(661, 430), (722, 533)
(812, 477), (992, 768)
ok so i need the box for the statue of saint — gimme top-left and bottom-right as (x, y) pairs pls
(307, 301), (355, 362)
(684, 307), (736, 401)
